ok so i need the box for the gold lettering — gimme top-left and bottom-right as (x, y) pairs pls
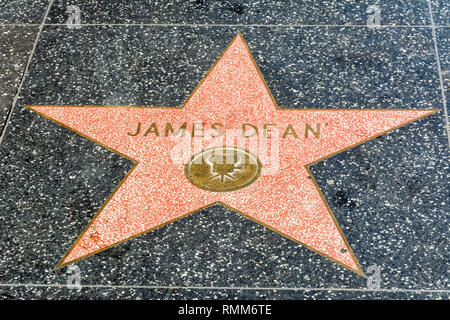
(192, 122), (205, 137)
(211, 122), (224, 137)
(242, 123), (258, 138)
(263, 124), (276, 139)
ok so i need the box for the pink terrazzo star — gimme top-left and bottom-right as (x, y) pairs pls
(28, 33), (437, 275)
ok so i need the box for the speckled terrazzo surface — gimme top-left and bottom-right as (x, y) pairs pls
(0, 1), (449, 300)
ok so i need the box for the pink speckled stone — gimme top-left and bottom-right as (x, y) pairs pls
(29, 34), (436, 275)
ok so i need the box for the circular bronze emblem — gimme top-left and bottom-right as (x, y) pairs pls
(185, 146), (262, 192)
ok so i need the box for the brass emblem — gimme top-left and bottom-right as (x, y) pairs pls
(185, 147), (262, 192)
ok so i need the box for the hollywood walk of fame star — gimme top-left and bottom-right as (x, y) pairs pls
(27, 33), (437, 276)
